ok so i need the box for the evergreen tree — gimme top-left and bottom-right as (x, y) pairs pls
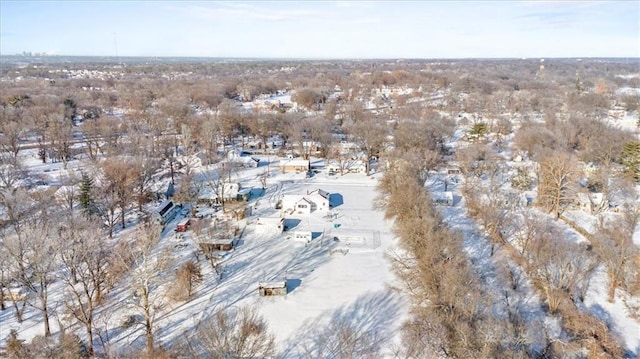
(79, 172), (94, 215)
(63, 98), (77, 125)
(469, 122), (488, 142)
(620, 141), (640, 182)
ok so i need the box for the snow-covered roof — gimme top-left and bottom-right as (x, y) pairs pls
(432, 191), (453, 201)
(280, 159), (309, 167)
(258, 281), (286, 288)
(256, 217), (284, 225)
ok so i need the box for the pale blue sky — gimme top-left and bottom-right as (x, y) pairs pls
(1, 1), (638, 58)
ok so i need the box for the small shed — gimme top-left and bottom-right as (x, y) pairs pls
(237, 188), (252, 202)
(199, 239), (235, 253)
(433, 191), (454, 206)
(256, 217), (284, 233)
(447, 166), (461, 175)
(292, 230), (312, 243)
(176, 218), (191, 232)
(258, 281), (287, 296)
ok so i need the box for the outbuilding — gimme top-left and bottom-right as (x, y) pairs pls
(258, 281), (287, 296)
(176, 218), (190, 232)
(199, 239), (235, 253)
(433, 191), (454, 206)
(292, 230), (312, 243)
(256, 216), (285, 233)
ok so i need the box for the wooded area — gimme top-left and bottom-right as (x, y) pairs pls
(1, 56), (639, 358)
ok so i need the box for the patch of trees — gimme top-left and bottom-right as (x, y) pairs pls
(457, 153), (629, 356)
(377, 160), (528, 358)
(291, 88), (326, 111)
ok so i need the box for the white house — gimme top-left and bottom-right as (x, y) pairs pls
(574, 192), (607, 214)
(326, 159), (367, 175)
(223, 149), (260, 168)
(306, 189), (331, 212)
(292, 197), (314, 215)
(282, 194), (324, 215)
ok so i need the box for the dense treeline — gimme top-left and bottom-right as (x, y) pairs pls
(378, 159), (534, 358)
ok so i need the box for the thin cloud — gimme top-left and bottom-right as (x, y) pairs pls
(167, 2), (319, 22)
(333, 1), (374, 9)
(519, 10), (578, 28)
(353, 17), (381, 25)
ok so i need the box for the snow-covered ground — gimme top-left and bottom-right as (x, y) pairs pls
(0, 153), (408, 356)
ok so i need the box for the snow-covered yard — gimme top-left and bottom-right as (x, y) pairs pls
(0, 154), (408, 356)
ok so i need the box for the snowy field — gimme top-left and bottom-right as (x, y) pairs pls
(0, 153), (408, 356)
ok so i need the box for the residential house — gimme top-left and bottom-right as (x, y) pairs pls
(306, 189), (331, 211)
(573, 192), (607, 214)
(198, 182), (251, 205)
(281, 195), (314, 215)
(151, 200), (180, 226)
(279, 159), (310, 173)
(326, 159), (367, 175)
(222, 149), (260, 168)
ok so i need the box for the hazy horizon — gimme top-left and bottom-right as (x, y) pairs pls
(1, 1), (638, 59)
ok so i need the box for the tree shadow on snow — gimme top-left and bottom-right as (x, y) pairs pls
(281, 290), (402, 358)
(207, 234), (339, 311)
(588, 303), (636, 358)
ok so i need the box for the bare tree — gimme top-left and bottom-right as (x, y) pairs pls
(0, 103), (29, 164)
(57, 171), (80, 214)
(57, 216), (111, 355)
(30, 98), (63, 163)
(12, 213), (59, 336)
(100, 157), (136, 231)
(173, 155), (204, 216)
(513, 209), (546, 256)
(0, 160), (27, 190)
(49, 110), (74, 169)
(182, 306), (276, 359)
(130, 155), (162, 212)
(593, 203), (640, 302)
(349, 116), (387, 175)
(536, 152), (577, 218)
(199, 113), (221, 163)
(169, 261), (202, 301)
(525, 224), (596, 313)
(124, 221), (171, 355)
(202, 163), (236, 211)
